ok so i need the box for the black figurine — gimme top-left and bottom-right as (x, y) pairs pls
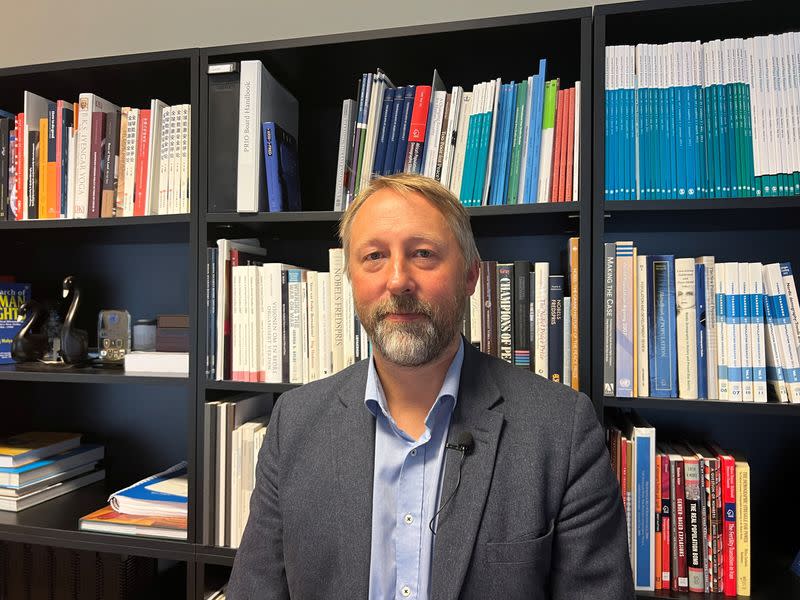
(11, 300), (49, 362)
(59, 275), (89, 364)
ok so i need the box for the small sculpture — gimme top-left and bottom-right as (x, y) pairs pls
(11, 300), (49, 362)
(59, 275), (89, 364)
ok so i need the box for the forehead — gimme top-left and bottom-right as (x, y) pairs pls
(350, 188), (454, 244)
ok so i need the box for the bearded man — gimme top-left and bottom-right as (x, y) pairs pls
(227, 173), (633, 600)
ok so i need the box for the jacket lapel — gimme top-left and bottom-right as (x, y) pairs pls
(431, 342), (504, 600)
(332, 361), (375, 598)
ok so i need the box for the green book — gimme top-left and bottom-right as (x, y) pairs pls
(506, 80), (528, 205)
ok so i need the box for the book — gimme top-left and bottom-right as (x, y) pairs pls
(261, 121), (301, 212)
(0, 468), (104, 512)
(0, 282), (31, 364)
(0, 432), (81, 468)
(109, 461), (187, 517)
(79, 505), (187, 540)
(123, 351), (189, 375)
(0, 444), (104, 487)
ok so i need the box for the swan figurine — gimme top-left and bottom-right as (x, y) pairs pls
(59, 275), (89, 364)
(11, 300), (49, 362)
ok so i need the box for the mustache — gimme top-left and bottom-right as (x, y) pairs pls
(373, 295), (433, 321)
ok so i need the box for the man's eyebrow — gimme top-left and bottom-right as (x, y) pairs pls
(354, 235), (446, 250)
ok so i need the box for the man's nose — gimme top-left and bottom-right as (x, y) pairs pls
(386, 256), (415, 296)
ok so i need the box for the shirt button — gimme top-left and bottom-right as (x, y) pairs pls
(404, 514), (414, 524)
(410, 449), (417, 456)
(401, 586), (412, 597)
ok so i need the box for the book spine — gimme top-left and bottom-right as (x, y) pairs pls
(548, 275), (564, 384)
(334, 99), (356, 211)
(534, 262), (549, 378)
(735, 460), (750, 597)
(675, 258), (698, 399)
(604, 243), (616, 395)
(329, 249), (345, 374)
(569, 237), (580, 390)
(616, 242), (635, 397)
(237, 61), (263, 212)
(684, 457), (704, 592)
(134, 110), (151, 217)
(497, 263), (513, 364)
(513, 260), (531, 369)
(720, 454), (737, 596)
(695, 263), (708, 399)
(637, 255), (650, 397)
(649, 255), (678, 397)
(482, 261), (498, 357)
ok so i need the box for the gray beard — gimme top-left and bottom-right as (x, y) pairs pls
(358, 294), (465, 367)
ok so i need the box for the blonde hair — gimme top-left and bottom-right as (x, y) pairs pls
(338, 173), (480, 274)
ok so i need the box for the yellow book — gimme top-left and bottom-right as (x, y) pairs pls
(569, 237), (579, 390)
(735, 458), (751, 596)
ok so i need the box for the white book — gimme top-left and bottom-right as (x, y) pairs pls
(237, 60), (299, 213)
(328, 249), (345, 373)
(215, 239), (266, 380)
(124, 351), (189, 375)
(301, 279), (310, 384)
(0, 468), (105, 513)
(739, 262), (754, 402)
(121, 108), (139, 217)
(534, 262), (549, 378)
(359, 72), (386, 190)
(260, 263), (295, 383)
(166, 104), (178, 215)
(762, 264), (789, 402)
(287, 269), (306, 384)
(317, 272), (333, 378)
(258, 264), (271, 384)
(145, 99), (168, 215)
(724, 263), (742, 401)
(334, 99), (357, 211)
(537, 79), (558, 203)
(764, 263), (800, 402)
(342, 273), (355, 368)
(780, 262), (800, 355)
(749, 263), (768, 402)
(448, 91), (474, 195)
(158, 105), (172, 216)
(181, 104), (191, 214)
(696, 257), (718, 398)
(470, 274), (483, 350)
(715, 263), (729, 399)
(423, 90), (447, 178)
(637, 255), (649, 397)
(231, 266), (246, 381)
(230, 424), (243, 546)
(439, 86), (463, 189)
(307, 271), (319, 382)
(66, 127), (77, 218)
(22, 91), (53, 220)
(572, 80), (581, 202)
(482, 78), (502, 205)
(249, 265), (263, 382)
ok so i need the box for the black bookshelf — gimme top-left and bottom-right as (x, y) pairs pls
(593, 2), (800, 599)
(0, 364), (189, 385)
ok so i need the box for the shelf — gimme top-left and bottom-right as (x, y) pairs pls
(195, 545), (236, 567)
(204, 380), (299, 394)
(0, 214), (191, 230)
(0, 214), (192, 244)
(207, 202), (583, 239)
(602, 197), (800, 233)
(604, 396), (800, 416)
(0, 481), (193, 561)
(0, 363), (190, 386)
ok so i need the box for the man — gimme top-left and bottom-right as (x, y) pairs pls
(228, 173), (633, 599)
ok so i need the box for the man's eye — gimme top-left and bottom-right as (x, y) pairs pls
(415, 249), (433, 258)
(365, 252), (383, 261)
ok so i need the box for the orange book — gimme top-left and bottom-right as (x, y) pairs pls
(569, 237), (579, 390)
(565, 87), (576, 202)
(550, 90), (565, 202)
(134, 109), (151, 217)
(79, 504), (187, 540)
(38, 117), (48, 219)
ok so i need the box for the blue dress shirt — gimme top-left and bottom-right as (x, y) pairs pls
(364, 340), (464, 600)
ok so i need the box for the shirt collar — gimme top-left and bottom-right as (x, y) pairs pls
(364, 338), (464, 428)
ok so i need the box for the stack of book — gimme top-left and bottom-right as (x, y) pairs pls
(606, 410), (750, 596)
(334, 60), (581, 209)
(605, 31), (800, 200)
(79, 462), (188, 540)
(0, 94), (191, 221)
(0, 432), (105, 512)
(202, 393), (269, 548)
(604, 244), (800, 403)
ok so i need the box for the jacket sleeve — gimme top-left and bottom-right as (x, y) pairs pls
(550, 393), (635, 600)
(226, 394), (290, 600)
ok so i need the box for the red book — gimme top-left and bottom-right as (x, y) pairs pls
(404, 85), (431, 173)
(550, 89), (565, 202)
(15, 113), (24, 220)
(659, 448), (672, 590)
(565, 87), (576, 202)
(557, 88), (570, 201)
(134, 109), (151, 217)
(710, 443), (737, 596)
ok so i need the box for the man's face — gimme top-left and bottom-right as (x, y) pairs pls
(348, 188), (479, 367)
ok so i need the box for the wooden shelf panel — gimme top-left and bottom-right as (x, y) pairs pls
(603, 396), (800, 416)
(0, 364), (190, 386)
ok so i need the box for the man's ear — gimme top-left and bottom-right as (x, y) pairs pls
(465, 260), (480, 296)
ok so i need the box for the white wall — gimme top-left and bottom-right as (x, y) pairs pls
(0, 0), (635, 68)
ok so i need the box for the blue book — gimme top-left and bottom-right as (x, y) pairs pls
(648, 255), (677, 397)
(262, 122), (301, 212)
(638, 86), (648, 199)
(110, 462), (188, 515)
(0, 444), (103, 479)
(695, 263), (708, 399)
(610, 86), (618, 200)
(605, 85), (612, 200)
(489, 84), (508, 206)
(695, 80), (707, 198)
(686, 83), (697, 198)
(393, 85), (416, 175)
(0, 283), (32, 364)
(627, 86), (636, 200)
(676, 84), (687, 199)
(497, 84), (516, 204)
(524, 60), (547, 203)
(472, 111), (493, 206)
(373, 87), (397, 178)
(459, 113), (481, 203)
(382, 86), (405, 175)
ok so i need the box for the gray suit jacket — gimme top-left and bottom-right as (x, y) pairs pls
(228, 341), (634, 599)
